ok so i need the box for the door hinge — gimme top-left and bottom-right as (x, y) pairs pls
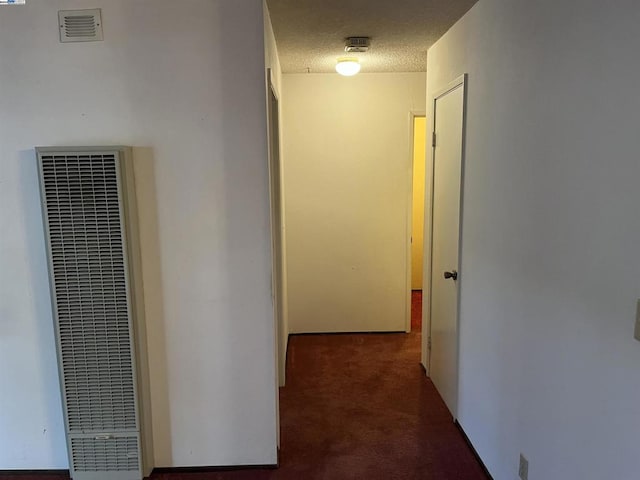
(432, 132), (437, 148)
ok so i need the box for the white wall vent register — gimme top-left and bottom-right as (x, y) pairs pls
(59, 9), (103, 43)
(37, 147), (153, 480)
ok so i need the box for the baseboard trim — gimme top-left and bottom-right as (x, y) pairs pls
(289, 331), (406, 337)
(0, 470), (69, 476)
(454, 421), (494, 480)
(153, 464), (278, 474)
(0, 466), (279, 477)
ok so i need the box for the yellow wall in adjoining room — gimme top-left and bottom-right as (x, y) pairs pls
(411, 116), (427, 290)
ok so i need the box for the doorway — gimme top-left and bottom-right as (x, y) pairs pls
(267, 70), (287, 388)
(426, 74), (467, 418)
(410, 115), (427, 333)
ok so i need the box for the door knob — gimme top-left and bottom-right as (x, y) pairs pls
(443, 270), (458, 281)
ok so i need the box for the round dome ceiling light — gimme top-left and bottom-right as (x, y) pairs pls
(336, 58), (361, 76)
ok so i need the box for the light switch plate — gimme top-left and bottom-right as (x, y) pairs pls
(634, 300), (640, 342)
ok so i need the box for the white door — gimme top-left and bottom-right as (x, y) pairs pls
(428, 76), (466, 418)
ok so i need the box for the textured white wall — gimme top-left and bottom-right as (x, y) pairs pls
(425, 1), (640, 478)
(0, 0), (276, 469)
(282, 73), (426, 333)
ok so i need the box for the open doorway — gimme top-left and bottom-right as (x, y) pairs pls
(410, 114), (427, 333)
(267, 70), (287, 388)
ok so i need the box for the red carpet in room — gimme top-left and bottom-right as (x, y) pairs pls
(1, 292), (488, 480)
(412, 289), (422, 332)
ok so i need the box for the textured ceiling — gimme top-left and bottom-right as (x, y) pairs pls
(266, 0), (478, 73)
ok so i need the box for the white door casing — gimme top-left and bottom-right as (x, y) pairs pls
(267, 70), (286, 388)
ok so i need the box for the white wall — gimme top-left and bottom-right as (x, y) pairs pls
(424, 1), (640, 479)
(0, 0), (277, 469)
(282, 73), (426, 333)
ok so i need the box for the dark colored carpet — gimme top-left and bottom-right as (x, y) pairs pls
(2, 293), (488, 480)
(412, 289), (423, 332)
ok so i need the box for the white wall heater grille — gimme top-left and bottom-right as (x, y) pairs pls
(37, 147), (153, 480)
(71, 436), (140, 472)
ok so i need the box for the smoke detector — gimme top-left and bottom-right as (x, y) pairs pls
(345, 37), (370, 53)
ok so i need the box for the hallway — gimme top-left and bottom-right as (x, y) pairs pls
(155, 292), (489, 479)
(1, 295), (488, 480)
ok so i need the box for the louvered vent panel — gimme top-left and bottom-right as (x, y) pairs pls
(41, 154), (137, 433)
(58, 9), (103, 43)
(71, 436), (139, 472)
(65, 16), (96, 37)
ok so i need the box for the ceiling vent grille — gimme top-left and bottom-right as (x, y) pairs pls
(59, 9), (103, 43)
(345, 37), (370, 53)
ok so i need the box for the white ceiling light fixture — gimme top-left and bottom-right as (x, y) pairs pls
(335, 37), (369, 76)
(336, 57), (361, 76)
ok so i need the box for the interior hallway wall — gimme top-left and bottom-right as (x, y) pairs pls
(282, 73), (426, 333)
(424, 0), (640, 478)
(0, 0), (276, 469)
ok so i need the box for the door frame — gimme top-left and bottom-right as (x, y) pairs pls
(266, 69), (287, 388)
(406, 111), (427, 333)
(423, 74), (468, 392)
